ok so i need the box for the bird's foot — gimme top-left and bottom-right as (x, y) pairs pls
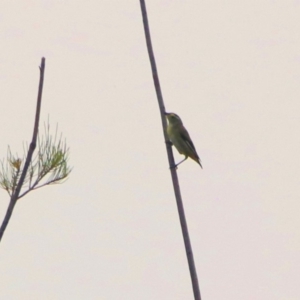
(169, 164), (178, 170)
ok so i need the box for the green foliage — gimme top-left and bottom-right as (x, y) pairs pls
(0, 123), (71, 200)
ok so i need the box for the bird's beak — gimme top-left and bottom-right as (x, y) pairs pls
(164, 112), (169, 116)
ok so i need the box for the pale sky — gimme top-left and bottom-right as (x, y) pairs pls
(1, 1), (300, 299)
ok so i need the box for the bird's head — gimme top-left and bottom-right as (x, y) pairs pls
(164, 112), (183, 125)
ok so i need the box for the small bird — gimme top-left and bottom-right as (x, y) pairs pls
(165, 112), (202, 168)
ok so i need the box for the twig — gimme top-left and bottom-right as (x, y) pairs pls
(139, 2), (202, 299)
(0, 57), (46, 242)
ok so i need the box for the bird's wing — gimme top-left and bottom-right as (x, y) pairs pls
(180, 127), (197, 153)
(180, 125), (202, 167)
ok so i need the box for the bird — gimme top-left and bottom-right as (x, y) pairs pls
(165, 112), (202, 168)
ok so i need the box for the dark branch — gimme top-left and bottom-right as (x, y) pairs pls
(0, 57), (46, 242)
(139, 2), (202, 299)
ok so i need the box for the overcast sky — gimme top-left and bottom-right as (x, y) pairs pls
(1, 1), (300, 299)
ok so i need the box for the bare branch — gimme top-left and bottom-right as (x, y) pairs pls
(0, 57), (46, 242)
(139, 2), (202, 299)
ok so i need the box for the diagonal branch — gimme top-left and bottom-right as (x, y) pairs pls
(139, 2), (202, 299)
(0, 57), (46, 242)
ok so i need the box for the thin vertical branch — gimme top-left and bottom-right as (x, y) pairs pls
(139, 2), (202, 299)
(0, 57), (46, 242)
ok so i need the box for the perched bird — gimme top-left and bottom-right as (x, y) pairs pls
(165, 112), (202, 168)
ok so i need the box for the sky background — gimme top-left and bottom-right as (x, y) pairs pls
(1, 1), (300, 299)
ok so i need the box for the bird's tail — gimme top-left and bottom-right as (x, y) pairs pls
(197, 159), (203, 169)
(191, 156), (203, 168)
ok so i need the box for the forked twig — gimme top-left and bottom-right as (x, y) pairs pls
(0, 58), (46, 241)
